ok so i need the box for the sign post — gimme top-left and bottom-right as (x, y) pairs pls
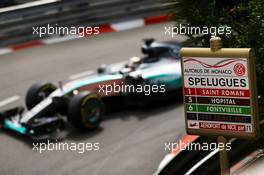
(218, 136), (230, 175)
(180, 37), (260, 175)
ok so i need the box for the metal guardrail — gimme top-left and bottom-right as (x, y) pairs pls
(0, 0), (175, 47)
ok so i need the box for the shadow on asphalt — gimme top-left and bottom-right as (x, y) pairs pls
(103, 94), (183, 121)
(67, 93), (183, 141)
(0, 93), (183, 145)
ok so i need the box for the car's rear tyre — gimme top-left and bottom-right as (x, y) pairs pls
(68, 91), (104, 130)
(25, 82), (57, 110)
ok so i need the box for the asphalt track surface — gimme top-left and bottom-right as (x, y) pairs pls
(0, 22), (187, 175)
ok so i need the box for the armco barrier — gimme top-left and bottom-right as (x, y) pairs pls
(0, 0), (176, 47)
(0, 14), (170, 55)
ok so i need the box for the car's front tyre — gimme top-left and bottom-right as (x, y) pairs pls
(68, 91), (104, 130)
(25, 82), (57, 110)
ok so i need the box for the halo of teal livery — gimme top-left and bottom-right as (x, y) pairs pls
(0, 39), (182, 140)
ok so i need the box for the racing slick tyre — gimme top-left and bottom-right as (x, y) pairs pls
(68, 91), (104, 130)
(25, 82), (57, 110)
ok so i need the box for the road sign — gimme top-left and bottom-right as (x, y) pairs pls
(180, 41), (259, 139)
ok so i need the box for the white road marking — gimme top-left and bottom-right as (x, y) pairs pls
(68, 61), (126, 80)
(111, 19), (144, 31)
(42, 35), (80, 44)
(69, 70), (94, 80)
(108, 61), (127, 67)
(0, 95), (20, 108)
(185, 148), (219, 175)
(0, 48), (13, 55)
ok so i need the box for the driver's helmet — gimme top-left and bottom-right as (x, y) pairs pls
(128, 56), (141, 67)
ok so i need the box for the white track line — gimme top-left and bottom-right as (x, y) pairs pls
(108, 61), (127, 67)
(111, 18), (144, 31)
(0, 95), (20, 108)
(69, 70), (94, 80)
(42, 35), (80, 44)
(185, 148), (219, 175)
(0, 48), (12, 55)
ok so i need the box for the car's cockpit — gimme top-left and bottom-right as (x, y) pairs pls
(97, 39), (181, 75)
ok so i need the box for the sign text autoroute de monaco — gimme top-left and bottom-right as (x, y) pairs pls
(181, 47), (260, 139)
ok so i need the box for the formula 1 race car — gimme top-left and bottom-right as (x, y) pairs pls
(0, 39), (182, 140)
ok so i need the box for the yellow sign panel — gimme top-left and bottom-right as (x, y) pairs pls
(180, 47), (260, 139)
